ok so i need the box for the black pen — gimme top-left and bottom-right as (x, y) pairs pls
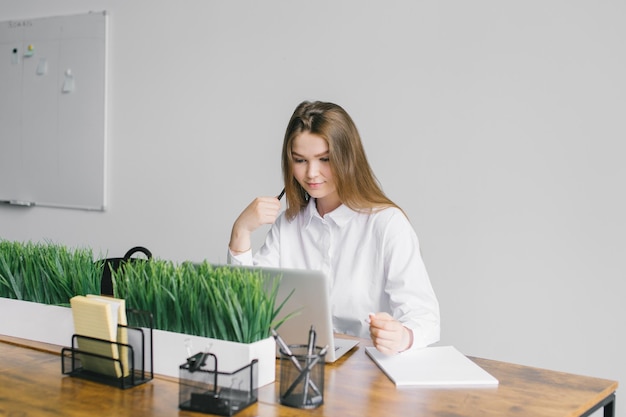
(307, 325), (316, 356)
(277, 188), (285, 201)
(282, 344), (329, 399)
(271, 329), (321, 395)
(302, 326), (316, 405)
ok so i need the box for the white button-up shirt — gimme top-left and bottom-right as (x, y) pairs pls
(228, 198), (440, 349)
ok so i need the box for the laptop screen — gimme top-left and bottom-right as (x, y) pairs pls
(212, 264), (358, 362)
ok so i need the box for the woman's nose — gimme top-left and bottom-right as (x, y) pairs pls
(306, 161), (319, 177)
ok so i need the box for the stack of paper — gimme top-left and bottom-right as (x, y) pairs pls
(70, 295), (128, 378)
(365, 346), (498, 387)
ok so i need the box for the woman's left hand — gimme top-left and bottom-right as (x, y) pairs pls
(368, 312), (413, 355)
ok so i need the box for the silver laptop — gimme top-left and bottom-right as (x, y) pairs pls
(236, 265), (360, 363)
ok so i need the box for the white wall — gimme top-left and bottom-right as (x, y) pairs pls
(1, 1), (623, 414)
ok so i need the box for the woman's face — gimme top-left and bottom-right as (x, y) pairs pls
(291, 131), (340, 215)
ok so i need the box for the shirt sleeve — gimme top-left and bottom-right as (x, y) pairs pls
(226, 213), (284, 267)
(382, 210), (440, 350)
(253, 217), (282, 267)
(226, 248), (253, 265)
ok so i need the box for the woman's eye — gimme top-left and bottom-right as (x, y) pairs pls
(320, 157), (330, 162)
(294, 158), (305, 163)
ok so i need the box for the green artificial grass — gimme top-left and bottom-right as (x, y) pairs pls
(0, 240), (102, 306)
(112, 260), (293, 343)
(0, 239), (292, 344)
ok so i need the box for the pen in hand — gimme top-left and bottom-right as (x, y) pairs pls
(277, 188), (285, 201)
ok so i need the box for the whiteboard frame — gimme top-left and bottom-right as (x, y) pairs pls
(0, 11), (107, 211)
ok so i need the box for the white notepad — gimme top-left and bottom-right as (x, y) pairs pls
(365, 346), (499, 387)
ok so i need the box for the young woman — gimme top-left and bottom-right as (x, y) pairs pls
(228, 101), (439, 354)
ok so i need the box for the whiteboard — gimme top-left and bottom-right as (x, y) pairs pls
(0, 11), (107, 210)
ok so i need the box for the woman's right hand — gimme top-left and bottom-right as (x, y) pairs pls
(229, 196), (282, 254)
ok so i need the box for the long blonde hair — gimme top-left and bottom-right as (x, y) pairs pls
(281, 101), (399, 220)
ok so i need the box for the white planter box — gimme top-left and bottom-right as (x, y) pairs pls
(0, 298), (74, 346)
(150, 329), (275, 386)
(0, 298), (276, 386)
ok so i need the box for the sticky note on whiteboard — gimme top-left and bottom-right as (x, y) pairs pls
(36, 58), (48, 75)
(12, 47), (20, 65)
(62, 69), (75, 93)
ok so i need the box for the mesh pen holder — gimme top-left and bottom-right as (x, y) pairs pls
(179, 352), (258, 416)
(279, 344), (326, 409)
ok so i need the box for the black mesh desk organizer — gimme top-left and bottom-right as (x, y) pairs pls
(61, 309), (153, 389)
(179, 351), (258, 416)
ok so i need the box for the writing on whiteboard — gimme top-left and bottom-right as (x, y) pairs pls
(8, 20), (33, 29)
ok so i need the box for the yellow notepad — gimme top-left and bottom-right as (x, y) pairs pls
(86, 294), (129, 376)
(70, 295), (129, 378)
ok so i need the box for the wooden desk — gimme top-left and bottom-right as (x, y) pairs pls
(0, 335), (617, 417)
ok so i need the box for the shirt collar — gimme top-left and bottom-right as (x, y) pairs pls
(304, 198), (357, 228)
